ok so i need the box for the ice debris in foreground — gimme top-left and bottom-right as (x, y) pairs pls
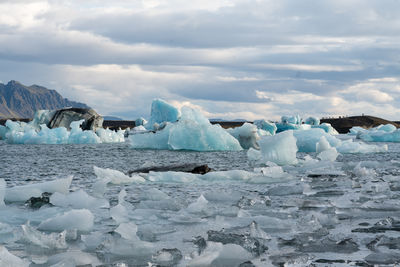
(130, 99), (242, 151)
(1, 117), (125, 144)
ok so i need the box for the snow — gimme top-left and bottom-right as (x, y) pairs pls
(258, 130), (298, 165)
(131, 102), (242, 151)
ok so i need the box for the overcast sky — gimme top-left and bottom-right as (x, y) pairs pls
(1, 0), (400, 121)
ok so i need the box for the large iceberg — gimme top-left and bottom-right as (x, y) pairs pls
(2, 117), (125, 144)
(145, 99), (181, 130)
(130, 100), (242, 151)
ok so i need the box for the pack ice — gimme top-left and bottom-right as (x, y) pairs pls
(0, 110), (125, 144)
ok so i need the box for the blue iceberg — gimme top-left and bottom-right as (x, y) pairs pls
(145, 99), (180, 130)
(130, 100), (242, 151)
(253, 119), (277, 135)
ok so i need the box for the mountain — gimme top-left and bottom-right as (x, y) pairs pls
(0, 80), (89, 119)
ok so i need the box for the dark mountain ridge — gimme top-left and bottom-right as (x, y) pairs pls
(0, 80), (88, 119)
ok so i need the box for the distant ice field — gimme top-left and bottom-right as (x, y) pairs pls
(2, 139), (400, 266)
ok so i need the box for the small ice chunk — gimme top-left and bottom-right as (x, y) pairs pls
(257, 130), (298, 165)
(46, 251), (102, 266)
(50, 190), (109, 209)
(0, 246), (30, 266)
(5, 176), (73, 202)
(188, 242), (252, 267)
(254, 166), (285, 178)
(187, 194), (209, 214)
(142, 188), (171, 201)
(38, 209), (94, 232)
(93, 166), (145, 184)
(21, 222), (67, 249)
(110, 189), (130, 224)
(317, 147), (339, 161)
(0, 179), (5, 206)
(115, 222), (139, 241)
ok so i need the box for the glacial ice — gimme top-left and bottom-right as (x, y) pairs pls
(5, 176), (73, 202)
(253, 119), (277, 135)
(2, 115), (125, 144)
(0, 125), (6, 140)
(38, 209), (94, 232)
(258, 130), (298, 165)
(145, 98), (181, 130)
(294, 128), (341, 152)
(0, 245), (29, 267)
(227, 122), (265, 149)
(21, 222), (67, 249)
(305, 116), (320, 125)
(349, 124), (400, 142)
(0, 179), (5, 206)
(50, 190), (110, 209)
(131, 101), (242, 151)
(93, 166), (145, 185)
(46, 251), (102, 266)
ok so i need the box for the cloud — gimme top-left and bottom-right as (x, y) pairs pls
(0, 0), (399, 120)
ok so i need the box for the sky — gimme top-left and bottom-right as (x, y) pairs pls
(0, 0), (400, 121)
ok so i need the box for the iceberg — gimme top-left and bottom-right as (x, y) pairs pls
(145, 99), (180, 130)
(1, 110), (125, 144)
(349, 124), (399, 142)
(253, 119), (277, 135)
(257, 130), (298, 165)
(305, 116), (320, 125)
(130, 100), (242, 151)
(294, 128), (341, 152)
(227, 123), (266, 149)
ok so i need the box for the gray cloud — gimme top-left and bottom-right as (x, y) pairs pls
(0, 0), (399, 120)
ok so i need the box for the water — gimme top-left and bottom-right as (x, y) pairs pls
(1, 140), (400, 266)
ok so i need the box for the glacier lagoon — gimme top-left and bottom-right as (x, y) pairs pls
(1, 139), (400, 266)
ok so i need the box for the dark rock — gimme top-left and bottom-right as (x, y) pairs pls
(238, 261), (256, 267)
(47, 107), (103, 131)
(152, 248), (182, 267)
(129, 164), (212, 175)
(193, 236), (207, 255)
(26, 192), (52, 209)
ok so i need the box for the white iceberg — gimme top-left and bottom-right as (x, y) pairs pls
(257, 130), (298, 165)
(227, 122), (267, 149)
(0, 246), (29, 267)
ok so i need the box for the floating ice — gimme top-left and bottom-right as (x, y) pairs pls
(188, 242), (253, 267)
(257, 130), (298, 165)
(316, 136), (339, 161)
(0, 245), (30, 267)
(337, 139), (388, 153)
(135, 117), (147, 126)
(294, 128), (341, 152)
(5, 176), (73, 202)
(0, 179), (5, 206)
(93, 166), (145, 185)
(21, 222), (67, 249)
(305, 116), (320, 125)
(46, 251), (102, 266)
(0, 125), (6, 140)
(131, 102), (242, 151)
(38, 209), (94, 232)
(312, 123), (339, 134)
(110, 189), (130, 224)
(145, 98), (181, 130)
(282, 115), (302, 125)
(2, 114), (125, 144)
(253, 119), (277, 135)
(187, 194), (209, 214)
(115, 222), (139, 241)
(227, 122), (264, 149)
(50, 190), (110, 209)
